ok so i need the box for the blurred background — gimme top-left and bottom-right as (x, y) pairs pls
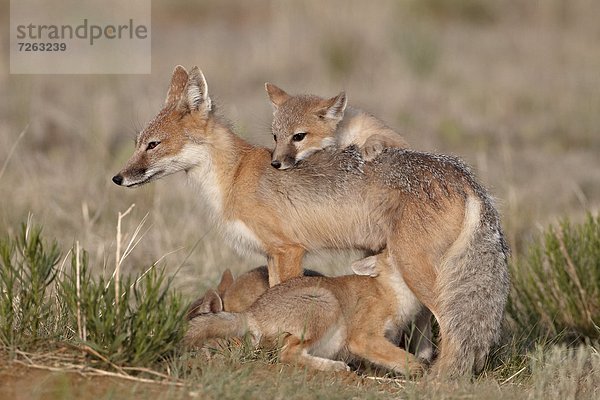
(1, 0), (599, 295)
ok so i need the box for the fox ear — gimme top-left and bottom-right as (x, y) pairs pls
(200, 289), (223, 314)
(179, 66), (212, 113)
(316, 91), (347, 122)
(165, 65), (189, 106)
(265, 83), (290, 110)
(217, 269), (234, 296)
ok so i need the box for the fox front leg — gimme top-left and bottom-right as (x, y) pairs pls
(360, 133), (407, 161)
(266, 246), (305, 286)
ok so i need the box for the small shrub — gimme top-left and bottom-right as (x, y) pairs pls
(0, 221), (187, 368)
(508, 213), (600, 343)
(0, 223), (60, 347)
(59, 249), (187, 366)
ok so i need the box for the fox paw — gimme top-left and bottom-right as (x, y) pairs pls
(408, 362), (426, 378)
(330, 361), (352, 372)
(360, 140), (385, 161)
(351, 256), (379, 277)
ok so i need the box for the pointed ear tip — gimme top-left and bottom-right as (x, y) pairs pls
(187, 66), (204, 78)
(172, 66), (189, 78)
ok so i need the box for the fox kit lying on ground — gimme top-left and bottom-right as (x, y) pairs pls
(265, 83), (408, 170)
(187, 267), (322, 320)
(112, 66), (509, 377)
(186, 260), (426, 375)
(186, 267), (434, 362)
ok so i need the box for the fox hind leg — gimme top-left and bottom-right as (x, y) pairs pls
(348, 335), (424, 377)
(280, 335), (350, 372)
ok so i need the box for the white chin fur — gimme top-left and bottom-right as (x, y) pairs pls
(295, 147), (321, 162)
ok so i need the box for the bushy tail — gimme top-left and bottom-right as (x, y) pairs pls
(434, 195), (510, 377)
(184, 312), (253, 346)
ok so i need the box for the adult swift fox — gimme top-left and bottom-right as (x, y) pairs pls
(185, 260), (425, 375)
(265, 83), (408, 170)
(112, 65), (509, 376)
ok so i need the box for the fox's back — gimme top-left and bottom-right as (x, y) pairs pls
(253, 146), (475, 250)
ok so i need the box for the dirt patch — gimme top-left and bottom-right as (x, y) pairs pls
(0, 362), (189, 400)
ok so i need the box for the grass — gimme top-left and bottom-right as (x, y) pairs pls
(508, 213), (600, 343)
(1, 216), (599, 399)
(0, 222), (187, 369)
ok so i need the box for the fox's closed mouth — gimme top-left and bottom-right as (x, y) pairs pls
(126, 171), (162, 187)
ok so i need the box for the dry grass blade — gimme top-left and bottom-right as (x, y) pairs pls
(0, 124), (28, 182)
(362, 375), (407, 388)
(500, 366), (527, 385)
(130, 246), (184, 292)
(114, 204), (135, 304)
(75, 241), (86, 342)
(11, 359), (186, 387)
(74, 344), (128, 375)
(10, 348), (185, 386)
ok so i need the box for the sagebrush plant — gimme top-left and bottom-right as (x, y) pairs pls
(58, 247), (187, 366)
(0, 223), (60, 347)
(508, 213), (600, 343)
(0, 222), (187, 367)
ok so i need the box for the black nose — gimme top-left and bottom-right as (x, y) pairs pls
(271, 160), (282, 169)
(112, 174), (123, 185)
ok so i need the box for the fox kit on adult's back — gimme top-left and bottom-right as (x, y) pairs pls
(265, 83), (408, 170)
(112, 66), (509, 377)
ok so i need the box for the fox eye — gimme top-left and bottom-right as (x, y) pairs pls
(146, 141), (160, 150)
(292, 132), (306, 142)
(273, 134), (277, 142)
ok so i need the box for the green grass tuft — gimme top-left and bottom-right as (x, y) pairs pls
(508, 213), (600, 343)
(0, 221), (187, 368)
(0, 223), (60, 347)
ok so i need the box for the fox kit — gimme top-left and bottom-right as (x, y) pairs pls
(187, 266), (434, 363)
(186, 258), (426, 375)
(187, 266), (322, 320)
(112, 66), (509, 377)
(265, 83), (408, 170)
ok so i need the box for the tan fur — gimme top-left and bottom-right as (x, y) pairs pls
(186, 261), (425, 376)
(186, 268), (267, 320)
(188, 267), (321, 320)
(187, 266), (433, 363)
(113, 66), (510, 376)
(265, 83), (408, 170)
